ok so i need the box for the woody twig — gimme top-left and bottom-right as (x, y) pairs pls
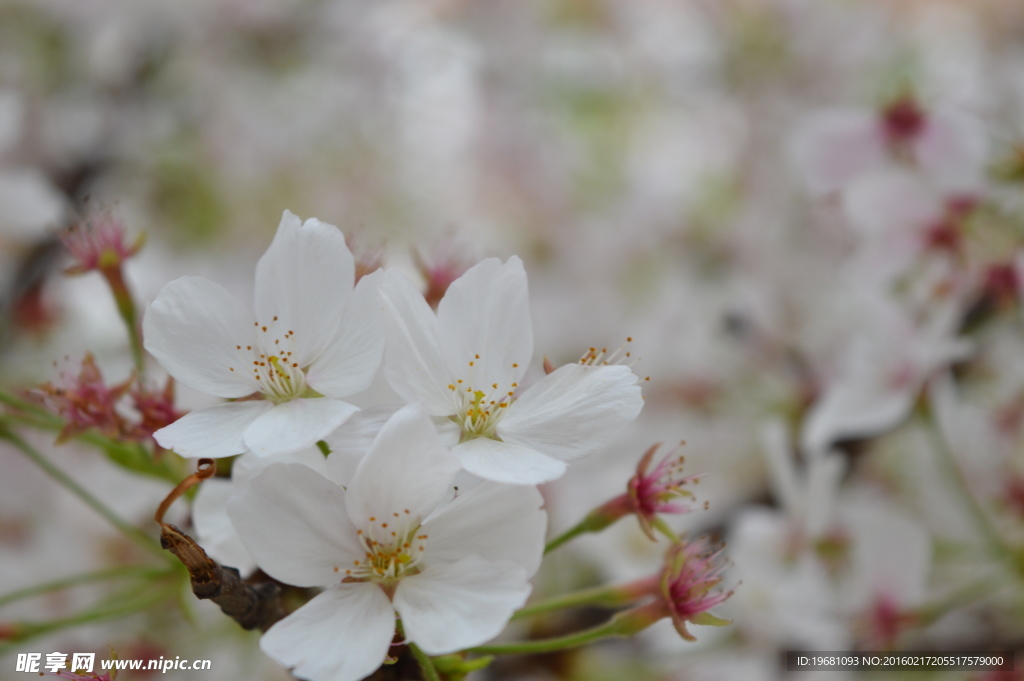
(155, 459), (284, 631)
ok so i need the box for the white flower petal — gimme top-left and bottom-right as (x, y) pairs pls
(243, 398), (359, 457)
(395, 555), (530, 655)
(434, 417), (462, 446)
(455, 437), (567, 485)
(323, 405), (400, 487)
(790, 109), (886, 195)
(500, 364), (642, 462)
(801, 381), (913, 454)
(232, 447), (329, 484)
(914, 108), (988, 193)
(253, 211), (355, 365)
(261, 584), (395, 681)
(154, 400), (271, 458)
(380, 271), (456, 415)
(841, 170), (941, 239)
(228, 463), (363, 587)
(143, 277), (259, 398)
(437, 257), (533, 388)
(345, 405), (461, 523)
(307, 269), (385, 398)
(192, 479), (256, 576)
(844, 502), (931, 608)
(194, 448), (331, 578)
(424, 481), (546, 576)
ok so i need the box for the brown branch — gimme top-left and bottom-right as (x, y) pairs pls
(159, 523), (284, 631)
(155, 458), (284, 631)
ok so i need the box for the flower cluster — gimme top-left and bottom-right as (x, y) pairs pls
(142, 211), (652, 681)
(34, 353), (180, 446)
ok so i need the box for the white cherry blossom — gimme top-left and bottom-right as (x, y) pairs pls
(379, 256), (644, 485)
(143, 210), (384, 457)
(228, 405), (547, 681)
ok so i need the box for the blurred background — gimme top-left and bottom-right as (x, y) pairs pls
(2, 0), (1024, 679)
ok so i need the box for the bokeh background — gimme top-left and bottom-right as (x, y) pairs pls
(2, 0), (1024, 679)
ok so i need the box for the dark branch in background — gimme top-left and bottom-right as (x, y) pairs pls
(0, 236), (64, 345)
(155, 458), (284, 632)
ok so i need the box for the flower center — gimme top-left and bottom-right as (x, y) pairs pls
(341, 511), (427, 586)
(447, 355), (520, 440)
(228, 317), (308, 403)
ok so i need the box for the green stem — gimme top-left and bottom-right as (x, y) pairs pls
(544, 522), (591, 555)
(920, 401), (1011, 561)
(0, 389), (54, 419)
(513, 581), (649, 621)
(0, 427), (171, 564)
(545, 508), (622, 555)
(0, 566), (171, 609)
(101, 265), (145, 376)
(470, 619), (623, 656)
(0, 580), (179, 652)
(409, 642), (442, 681)
(472, 601), (666, 656)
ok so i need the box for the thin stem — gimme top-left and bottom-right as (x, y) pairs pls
(470, 619), (622, 656)
(920, 401), (1011, 561)
(545, 509), (620, 554)
(0, 566), (171, 609)
(544, 521), (592, 555)
(1, 427), (171, 564)
(0, 580), (179, 652)
(0, 389), (54, 418)
(2, 389), (126, 448)
(101, 265), (145, 376)
(544, 498), (630, 555)
(409, 642), (441, 681)
(512, 582), (646, 621)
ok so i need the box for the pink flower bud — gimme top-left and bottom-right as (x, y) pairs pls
(61, 213), (143, 275)
(616, 538), (733, 641)
(627, 443), (702, 540)
(658, 539), (733, 641)
(413, 235), (473, 309)
(35, 354), (132, 443)
(129, 377), (184, 447)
